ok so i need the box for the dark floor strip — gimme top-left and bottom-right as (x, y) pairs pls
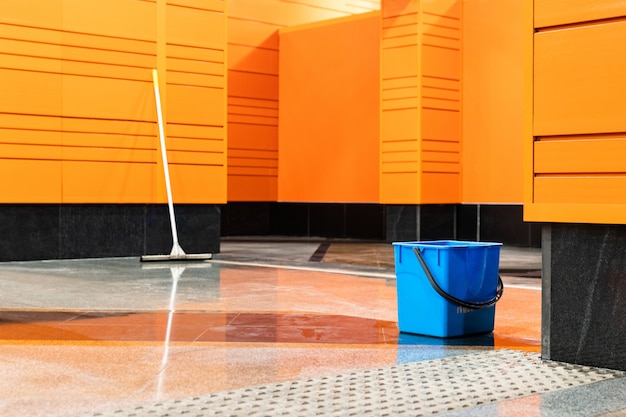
(308, 241), (332, 262)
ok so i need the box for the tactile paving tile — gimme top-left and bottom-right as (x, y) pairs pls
(84, 350), (624, 417)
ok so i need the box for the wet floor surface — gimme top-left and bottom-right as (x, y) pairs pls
(0, 240), (622, 416)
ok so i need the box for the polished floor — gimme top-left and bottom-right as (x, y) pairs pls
(0, 239), (622, 416)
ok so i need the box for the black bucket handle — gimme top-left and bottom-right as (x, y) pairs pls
(413, 247), (503, 310)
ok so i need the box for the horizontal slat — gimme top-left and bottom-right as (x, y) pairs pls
(0, 128), (61, 146)
(228, 97), (278, 109)
(167, 71), (225, 88)
(168, 150), (224, 165)
(167, 44), (224, 63)
(421, 97), (460, 111)
(228, 105), (278, 118)
(381, 150), (418, 164)
(381, 161), (419, 173)
(228, 71), (278, 100)
(382, 35), (418, 49)
(227, 157), (277, 168)
(535, 137), (626, 173)
(61, 60), (150, 82)
(167, 137), (225, 153)
(228, 149), (277, 159)
(0, 143), (62, 160)
(381, 97), (419, 111)
(166, 57), (224, 76)
(422, 86), (460, 101)
(62, 132), (154, 150)
(422, 150), (460, 163)
(422, 140), (459, 152)
(381, 140), (417, 153)
(534, 20), (626, 135)
(382, 77), (417, 90)
(422, 76), (460, 90)
(381, 86), (418, 101)
(422, 161), (459, 173)
(534, 176), (626, 204)
(61, 146), (154, 163)
(63, 119), (155, 136)
(0, 53), (62, 74)
(535, 0), (626, 28)
(422, 12), (460, 29)
(422, 34), (461, 50)
(382, 24), (417, 39)
(167, 124), (224, 140)
(168, 0), (225, 12)
(227, 166), (278, 176)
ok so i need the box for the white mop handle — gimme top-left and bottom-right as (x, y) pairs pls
(152, 69), (180, 247)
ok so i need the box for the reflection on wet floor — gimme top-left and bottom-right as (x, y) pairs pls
(0, 308), (540, 351)
(0, 243), (544, 417)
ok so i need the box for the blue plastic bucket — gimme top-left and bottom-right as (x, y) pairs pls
(392, 240), (503, 338)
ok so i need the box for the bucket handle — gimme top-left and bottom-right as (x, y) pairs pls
(413, 247), (503, 310)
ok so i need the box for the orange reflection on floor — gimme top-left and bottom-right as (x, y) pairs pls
(0, 311), (399, 344)
(494, 287), (542, 352)
(0, 291), (540, 351)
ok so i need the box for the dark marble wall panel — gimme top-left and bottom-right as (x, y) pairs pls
(0, 204), (221, 261)
(385, 205), (456, 242)
(456, 205), (478, 241)
(420, 205), (456, 241)
(145, 204), (221, 255)
(221, 202), (271, 236)
(480, 205), (542, 247)
(59, 204), (146, 259)
(270, 203), (310, 236)
(345, 204), (385, 240)
(309, 204), (345, 237)
(543, 223), (626, 371)
(0, 204), (60, 261)
(223, 202), (385, 240)
(385, 205), (418, 242)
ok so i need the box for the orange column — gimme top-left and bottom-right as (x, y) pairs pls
(380, 0), (461, 204)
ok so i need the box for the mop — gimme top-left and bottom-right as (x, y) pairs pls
(141, 69), (212, 262)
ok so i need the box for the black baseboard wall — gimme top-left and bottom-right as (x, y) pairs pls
(221, 202), (541, 247)
(0, 204), (221, 261)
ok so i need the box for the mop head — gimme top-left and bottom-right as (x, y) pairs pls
(141, 243), (212, 262)
(140, 253), (212, 262)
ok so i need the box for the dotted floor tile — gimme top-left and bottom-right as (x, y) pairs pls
(83, 350), (624, 417)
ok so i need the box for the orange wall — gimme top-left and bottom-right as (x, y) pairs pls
(226, 0), (380, 202)
(278, 13), (380, 203)
(0, 0), (226, 204)
(380, 0), (462, 204)
(462, 0), (525, 203)
(526, 0), (626, 224)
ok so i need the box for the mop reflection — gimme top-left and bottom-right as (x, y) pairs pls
(157, 264), (185, 399)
